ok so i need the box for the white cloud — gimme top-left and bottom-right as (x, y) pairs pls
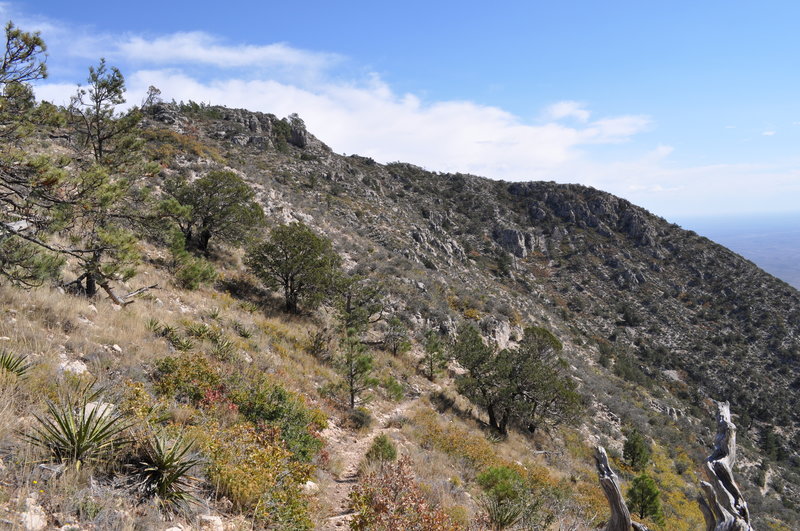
(544, 100), (591, 122)
(106, 69), (647, 179)
(28, 22), (800, 220)
(762, 130), (776, 136)
(116, 32), (341, 72)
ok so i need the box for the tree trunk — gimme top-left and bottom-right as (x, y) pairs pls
(698, 402), (752, 531)
(594, 446), (646, 531)
(85, 272), (96, 297)
(198, 228), (211, 256)
(499, 412), (509, 436)
(486, 403), (499, 432)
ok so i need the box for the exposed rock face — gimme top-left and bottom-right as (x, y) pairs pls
(148, 103), (187, 127)
(508, 182), (661, 248)
(493, 228), (528, 258)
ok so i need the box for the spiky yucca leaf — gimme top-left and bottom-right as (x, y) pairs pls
(0, 350), (31, 378)
(129, 433), (200, 511)
(24, 384), (133, 466)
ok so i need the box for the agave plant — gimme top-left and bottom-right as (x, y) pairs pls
(0, 350), (31, 378)
(129, 433), (200, 511)
(25, 384), (133, 467)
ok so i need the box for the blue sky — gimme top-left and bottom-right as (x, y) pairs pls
(7, 1), (800, 221)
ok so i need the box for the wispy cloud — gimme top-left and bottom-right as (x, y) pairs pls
(544, 100), (591, 122)
(762, 130), (776, 136)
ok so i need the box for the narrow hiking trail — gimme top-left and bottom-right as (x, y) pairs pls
(318, 396), (422, 530)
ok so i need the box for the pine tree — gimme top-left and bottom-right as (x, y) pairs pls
(335, 328), (375, 409)
(452, 324), (580, 435)
(0, 22), (65, 286)
(383, 316), (411, 356)
(623, 429), (651, 471)
(421, 329), (447, 380)
(160, 170), (264, 256)
(335, 274), (383, 334)
(246, 222), (342, 313)
(68, 58), (141, 167)
(627, 474), (664, 525)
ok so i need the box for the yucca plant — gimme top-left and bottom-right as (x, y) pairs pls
(184, 322), (212, 340)
(146, 318), (163, 335)
(0, 350), (31, 378)
(209, 336), (235, 361)
(129, 433), (200, 512)
(231, 320), (252, 339)
(479, 495), (524, 530)
(24, 384), (133, 467)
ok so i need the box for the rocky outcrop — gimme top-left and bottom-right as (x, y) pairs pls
(508, 182), (661, 247)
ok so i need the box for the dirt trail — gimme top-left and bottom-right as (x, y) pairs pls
(318, 397), (420, 530)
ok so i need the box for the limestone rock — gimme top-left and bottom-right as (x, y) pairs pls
(198, 515), (224, 531)
(20, 497), (47, 531)
(58, 355), (89, 376)
(303, 480), (320, 494)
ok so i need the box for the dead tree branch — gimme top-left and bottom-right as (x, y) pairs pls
(594, 446), (650, 531)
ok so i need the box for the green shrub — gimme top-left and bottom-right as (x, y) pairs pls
(153, 354), (221, 404)
(175, 257), (217, 290)
(365, 434), (397, 464)
(476, 465), (526, 504)
(169, 231), (216, 290)
(348, 407), (373, 430)
(381, 375), (405, 402)
(228, 374), (327, 462)
(194, 422), (313, 529)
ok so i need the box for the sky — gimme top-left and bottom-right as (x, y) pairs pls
(6, 1), (800, 221)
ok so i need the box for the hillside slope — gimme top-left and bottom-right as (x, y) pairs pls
(152, 102), (800, 519)
(1, 101), (797, 529)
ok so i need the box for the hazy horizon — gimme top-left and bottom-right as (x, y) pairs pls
(675, 212), (800, 289)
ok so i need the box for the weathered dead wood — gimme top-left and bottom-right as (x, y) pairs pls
(594, 446), (650, 531)
(595, 401), (752, 531)
(122, 283), (159, 300)
(699, 401), (752, 531)
(98, 281), (159, 307)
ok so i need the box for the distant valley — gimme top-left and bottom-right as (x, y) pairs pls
(678, 212), (800, 290)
